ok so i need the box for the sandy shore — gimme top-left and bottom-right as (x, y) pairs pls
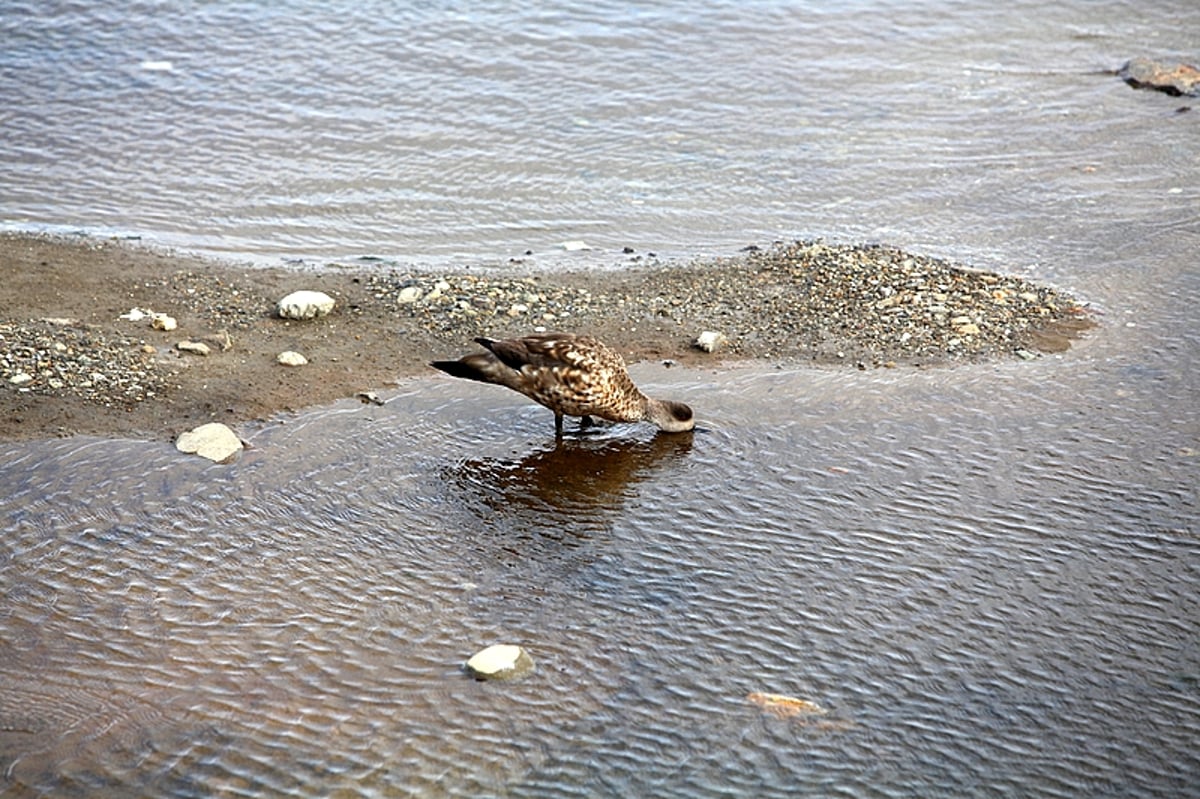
(0, 232), (1093, 443)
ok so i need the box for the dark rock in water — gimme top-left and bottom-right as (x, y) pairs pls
(1118, 58), (1200, 97)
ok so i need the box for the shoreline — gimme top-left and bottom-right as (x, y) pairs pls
(0, 232), (1094, 444)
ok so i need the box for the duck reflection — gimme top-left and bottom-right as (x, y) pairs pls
(445, 429), (694, 546)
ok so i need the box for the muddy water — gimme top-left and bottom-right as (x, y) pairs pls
(2, 289), (1198, 797)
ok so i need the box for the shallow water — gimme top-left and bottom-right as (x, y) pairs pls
(2, 334), (1198, 796)
(3, 0), (1200, 796)
(0, 0), (1196, 270)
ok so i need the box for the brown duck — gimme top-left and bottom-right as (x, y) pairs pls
(431, 333), (694, 435)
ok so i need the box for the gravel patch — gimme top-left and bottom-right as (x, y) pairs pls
(1, 319), (170, 406)
(361, 240), (1093, 366)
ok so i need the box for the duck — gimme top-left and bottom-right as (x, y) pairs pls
(431, 332), (694, 435)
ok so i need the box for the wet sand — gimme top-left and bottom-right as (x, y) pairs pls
(0, 232), (1093, 443)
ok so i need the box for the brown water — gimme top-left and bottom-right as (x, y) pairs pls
(2, 301), (1198, 796)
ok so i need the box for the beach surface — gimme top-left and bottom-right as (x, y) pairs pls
(0, 232), (1092, 443)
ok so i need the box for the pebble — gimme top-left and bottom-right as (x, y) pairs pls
(175, 422), (243, 463)
(176, 341), (211, 356)
(464, 644), (535, 681)
(150, 313), (177, 331)
(694, 330), (727, 353)
(276, 290), (335, 320)
(277, 350), (308, 366)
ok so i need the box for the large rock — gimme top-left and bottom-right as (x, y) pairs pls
(1118, 58), (1200, 97)
(276, 290), (335, 320)
(464, 644), (535, 681)
(175, 422), (243, 463)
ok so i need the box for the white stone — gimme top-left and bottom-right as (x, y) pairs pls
(176, 340), (211, 356)
(151, 313), (177, 331)
(465, 644), (535, 681)
(277, 350), (308, 366)
(694, 330), (727, 353)
(9, 372), (33, 386)
(175, 423), (243, 463)
(120, 308), (150, 322)
(397, 285), (423, 304)
(561, 240), (592, 251)
(276, 290), (335, 320)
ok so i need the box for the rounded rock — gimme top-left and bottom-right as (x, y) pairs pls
(276, 290), (335, 320)
(694, 330), (727, 353)
(465, 644), (535, 681)
(175, 422), (243, 463)
(397, 286), (423, 304)
(277, 350), (308, 367)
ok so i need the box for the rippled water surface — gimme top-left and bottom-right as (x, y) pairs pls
(3, 0), (1200, 796)
(1, 350), (1198, 796)
(0, 0), (1195, 268)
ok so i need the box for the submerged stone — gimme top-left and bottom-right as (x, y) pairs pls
(465, 644), (535, 681)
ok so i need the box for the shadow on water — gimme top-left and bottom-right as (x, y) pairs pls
(445, 428), (695, 548)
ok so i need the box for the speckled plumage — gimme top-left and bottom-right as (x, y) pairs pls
(431, 333), (694, 434)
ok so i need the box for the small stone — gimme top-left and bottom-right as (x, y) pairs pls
(356, 391), (385, 406)
(465, 644), (535, 681)
(176, 341), (211, 356)
(561, 240), (592, 251)
(1015, 349), (1039, 360)
(955, 323), (980, 336)
(175, 422), (243, 463)
(150, 313), (177, 331)
(507, 303), (529, 317)
(9, 372), (33, 386)
(277, 350), (308, 366)
(397, 285), (423, 304)
(694, 330), (727, 353)
(276, 290), (335, 320)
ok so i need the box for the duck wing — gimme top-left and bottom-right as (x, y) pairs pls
(475, 333), (597, 372)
